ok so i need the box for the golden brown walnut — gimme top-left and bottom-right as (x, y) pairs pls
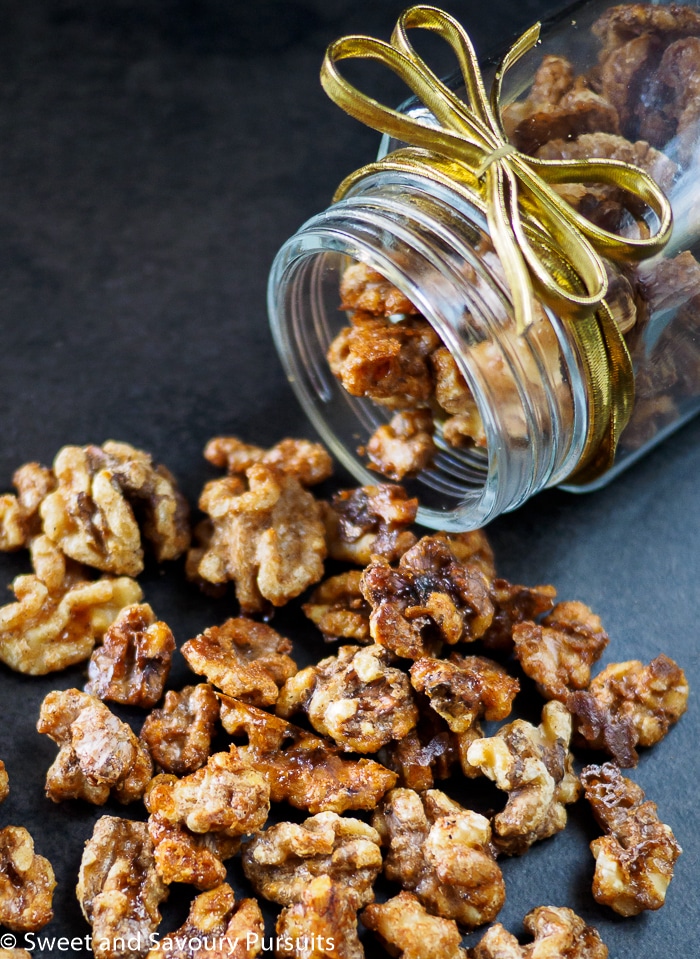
(77, 816), (168, 959)
(377, 706), (460, 792)
(0, 462), (55, 551)
(512, 601), (609, 701)
(40, 441), (189, 576)
(181, 617), (297, 707)
(191, 464), (326, 614)
(442, 408), (488, 451)
(339, 262), (420, 317)
(37, 688), (152, 804)
(373, 787), (505, 929)
(568, 653), (689, 767)
(85, 603), (176, 707)
(0, 536), (143, 675)
(637, 250), (700, 315)
(0, 826), (56, 932)
(436, 530), (495, 580)
(581, 763), (681, 916)
(275, 875), (364, 959)
(242, 812), (382, 907)
(471, 905), (608, 958)
(140, 684), (219, 775)
(467, 700), (580, 855)
(651, 37), (700, 162)
(362, 891), (467, 959)
(146, 883), (264, 959)
(276, 644), (418, 753)
(323, 484), (418, 565)
(592, 2), (700, 56)
(147, 815), (241, 891)
(409, 654), (519, 734)
(366, 409), (436, 481)
(431, 348), (474, 415)
(536, 132), (678, 191)
(205, 435), (333, 487)
(219, 697), (397, 814)
(361, 535), (494, 659)
(0, 949), (33, 958)
(303, 571), (372, 643)
(481, 579), (557, 652)
(0, 762), (7, 804)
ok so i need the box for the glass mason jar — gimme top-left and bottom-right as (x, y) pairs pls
(268, 0), (700, 530)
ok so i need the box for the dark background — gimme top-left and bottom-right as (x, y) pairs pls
(0, 1), (697, 957)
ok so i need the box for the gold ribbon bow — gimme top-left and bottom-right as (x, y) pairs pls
(319, 4), (673, 481)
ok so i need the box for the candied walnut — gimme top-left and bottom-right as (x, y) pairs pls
(0, 463), (55, 551)
(303, 571), (371, 643)
(242, 812), (382, 907)
(569, 653), (689, 767)
(636, 250), (700, 315)
(481, 579), (557, 652)
(581, 763), (681, 916)
(378, 710), (459, 792)
(0, 762), (7, 804)
(409, 654), (518, 734)
(513, 601), (609, 701)
(432, 347), (474, 416)
(276, 644), (418, 753)
(362, 891), (467, 959)
(435, 530), (495, 580)
(147, 815), (240, 891)
(219, 697), (397, 814)
(652, 37), (700, 162)
(0, 541), (142, 675)
(592, 3), (700, 59)
(340, 261), (420, 317)
(599, 33), (664, 141)
(37, 688), (152, 804)
(182, 618), (297, 707)
(147, 883), (264, 959)
(323, 484), (417, 565)
(361, 535), (494, 659)
(374, 787), (505, 928)
(536, 133), (677, 192)
(204, 436), (333, 487)
(85, 603), (175, 707)
(275, 875), (363, 959)
(366, 409), (436, 481)
(0, 495), (24, 552)
(471, 906), (608, 958)
(140, 684), (219, 776)
(442, 408), (487, 450)
(0, 826), (55, 932)
(467, 700), (580, 855)
(77, 816), (168, 959)
(191, 464), (326, 614)
(0, 950), (33, 959)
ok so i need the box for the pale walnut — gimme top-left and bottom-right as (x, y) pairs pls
(322, 484), (418, 566)
(581, 762), (682, 917)
(0, 496), (24, 552)
(181, 617), (297, 707)
(275, 876), (364, 959)
(481, 579), (557, 652)
(37, 688), (152, 805)
(85, 603), (176, 707)
(0, 826), (56, 932)
(366, 409), (436, 481)
(339, 261), (420, 317)
(513, 601), (609, 701)
(467, 700), (580, 855)
(0, 462), (55, 551)
(242, 812), (382, 907)
(303, 572), (372, 643)
(0, 762), (7, 804)
(362, 891), (467, 959)
(140, 684), (219, 775)
(205, 436), (333, 488)
(471, 905), (608, 958)
(276, 644), (418, 754)
(219, 697), (397, 815)
(147, 883), (264, 959)
(77, 816), (168, 959)
(373, 788), (505, 928)
(147, 815), (241, 891)
(0, 950), (33, 959)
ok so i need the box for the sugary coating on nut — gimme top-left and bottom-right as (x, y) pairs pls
(481, 579), (557, 652)
(0, 949), (33, 958)
(276, 644), (418, 754)
(0, 539), (143, 675)
(85, 603), (176, 707)
(373, 787), (505, 928)
(581, 762), (682, 916)
(366, 409), (436, 481)
(181, 618), (297, 707)
(361, 536), (494, 659)
(409, 654), (519, 734)
(362, 891), (467, 959)
(77, 816), (168, 959)
(513, 601), (609, 701)
(140, 684), (219, 776)
(205, 436), (333, 488)
(435, 530), (495, 580)
(592, 2), (700, 59)
(275, 875), (364, 959)
(303, 572), (372, 643)
(467, 700), (581, 855)
(339, 262), (420, 317)
(147, 815), (241, 891)
(378, 707), (460, 792)
(37, 689), (152, 805)
(146, 883), (264, 959)
(0, 462), (55, 551)
(219, 698), (397, 814)
(0, 826), (56, 932)
(471, 905), (608, 958)
(536, 133), (677, 192)
(0, 762), (7, 804)
(242, 812), (382, 907)
(323, 484), (418, 566)
(191, 465), (326, 614)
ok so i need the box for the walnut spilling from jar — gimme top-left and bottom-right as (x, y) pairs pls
(365, 409), (436, 481)
(275, 875), (364, 959)
(37, 688), (152, 804)
(363, 891), (467, 959)
(581, 762), (681, 916)
(303, 571), (372, 643)
(219, 697), (397, 814)
(140, 684), (219, 775)
(85, 603), (176, 707)
(146, 883), (265, 959)
(481, 579), (557, 652)
(0, 462), (55, 551)
(77, 816), (168, 959)
(0, 826), (56, 932)
(471, 905), (609, 958)
(205, 436), (333, 488)
(467, 700), (580, 855)
(276, 644), (418, 753)
(374, 787), (505, 928)
(322, 483), (418, 565)
(0, 762), (7, 804)
(181, 618), (297, 707)
(339, 262), (421, 317)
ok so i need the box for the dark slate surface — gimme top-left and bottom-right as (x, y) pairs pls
(0, 2), (697, 957)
